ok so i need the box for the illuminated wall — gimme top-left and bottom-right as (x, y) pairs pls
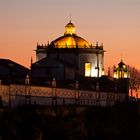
(79, 52), (104, 78)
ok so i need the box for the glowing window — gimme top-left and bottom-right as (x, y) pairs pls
(124, 73), (127, 78)
(85, 63), (91, 77)
(114, 73), (117, 78)
(123, 65), (126, 68)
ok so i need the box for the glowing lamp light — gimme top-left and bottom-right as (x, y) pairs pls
(101, 70), (104, 76)
(124, 73), (127, 78)
(85, 63), (91, 77)
(123, 65), (126, 68)
(91, 68), (97, 77)
(114, 73), (117, 78)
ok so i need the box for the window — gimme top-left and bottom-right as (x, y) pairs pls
(85, 63), (91, 77)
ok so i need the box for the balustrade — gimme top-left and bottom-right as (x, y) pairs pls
(0, 84), (126, 107)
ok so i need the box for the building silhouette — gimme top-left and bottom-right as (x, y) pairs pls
(31, 21), (104, 85)
(0, 59), (29, 84)
(0, 21), (130, 107)
(114, 59), (129, 79)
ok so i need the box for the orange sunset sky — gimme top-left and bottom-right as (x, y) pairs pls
(0, 0), (140, 73)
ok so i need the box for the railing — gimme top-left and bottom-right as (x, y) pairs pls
(0, 84), (127, 108)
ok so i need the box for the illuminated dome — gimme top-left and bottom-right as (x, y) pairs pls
(51, 21), (91, 48)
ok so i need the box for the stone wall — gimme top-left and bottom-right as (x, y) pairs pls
(0, 84), (127, 108)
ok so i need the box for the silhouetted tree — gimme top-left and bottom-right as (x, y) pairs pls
(129, 66), (140, 99)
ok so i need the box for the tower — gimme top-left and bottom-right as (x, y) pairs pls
(114, 59), (129, 79)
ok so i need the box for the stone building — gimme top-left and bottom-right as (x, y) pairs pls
(0, 22), (130, 108)
(31, 21), (105, 85)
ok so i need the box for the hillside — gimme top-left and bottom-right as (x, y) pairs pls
(0, 102), (139, 140)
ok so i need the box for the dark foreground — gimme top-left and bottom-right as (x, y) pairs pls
(0, 102), (139, 140)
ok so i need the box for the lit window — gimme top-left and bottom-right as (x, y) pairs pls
(124, 73), (127, 78)
(85, 63), (91, 77)
(114, 73), (117, 78)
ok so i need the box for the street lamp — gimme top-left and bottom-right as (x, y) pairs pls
(52, 77), (56, 106)
(8, 79), (11, 111)
(96, 82), (100, 106)
(75, 80), (79, 105)
(96, 42), (100, 78)
(0, 80), (2, 108)
(114, 83), (118, 103)
(25, 74), (30, 104)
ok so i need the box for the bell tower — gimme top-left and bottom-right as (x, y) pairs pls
(114, 59), (129, 79)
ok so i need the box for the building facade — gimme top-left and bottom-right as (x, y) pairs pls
(0, 22), (130, 108)
(31, 21), (105, 85)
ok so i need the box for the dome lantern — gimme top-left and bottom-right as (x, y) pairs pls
(64, 21), (76, 35)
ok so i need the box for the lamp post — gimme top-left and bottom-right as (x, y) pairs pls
(96, 42), (100, 78)
(52, 77), (56, 106)
(96, 82), (100, 106)
(75, 80), (79, 105)
(25, 74), (30, 105)
(114, 83), (118, 103)
(8, 79), (11, 111)
(0, 80), (2, 108)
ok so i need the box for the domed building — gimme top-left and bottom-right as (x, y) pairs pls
(31, 21), (105, 85)
(51, 21), (90, 48)
(0, 22), (129, 107)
